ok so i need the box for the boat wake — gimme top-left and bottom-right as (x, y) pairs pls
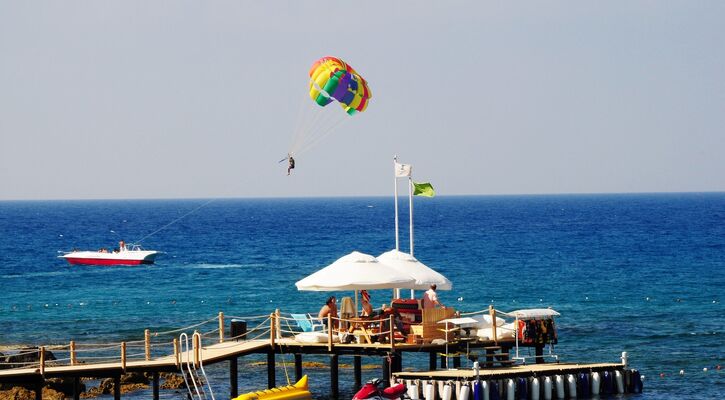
(1, 270), (67, 279)
(191, 263), (264, 270)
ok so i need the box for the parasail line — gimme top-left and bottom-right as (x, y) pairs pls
(131, 199), (215, 244)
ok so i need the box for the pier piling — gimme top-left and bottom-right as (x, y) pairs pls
(354, 355), (362, 390)
(392, 352), (402, 374)
(267, 350), (276, 389)
(295, 353), (303, 383)
(152, 372), (159, 400)
(330, 354), (339, 399)
(382, 355), (391, 388)
(113, 374), (121, 400)
(230, 357), (238, 398)
(73, 376), (81, 400)
(34, 377), (42, 400)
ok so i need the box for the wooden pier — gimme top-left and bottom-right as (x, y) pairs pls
(0, 309), (637, 399)
(0, 339), (517, 399)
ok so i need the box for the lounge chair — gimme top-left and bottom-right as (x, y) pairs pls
(290, 313), (325, 332)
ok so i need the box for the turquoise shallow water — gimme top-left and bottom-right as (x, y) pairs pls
(0, 194), (723, 398)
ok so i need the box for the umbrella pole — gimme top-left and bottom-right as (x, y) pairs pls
(445, 321), (450, 369)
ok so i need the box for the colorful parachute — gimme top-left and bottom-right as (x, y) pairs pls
(308, 56), (372, 115)
(286, 56), (371, 159)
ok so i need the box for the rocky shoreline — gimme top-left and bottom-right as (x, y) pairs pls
(0, 371), (187, 400)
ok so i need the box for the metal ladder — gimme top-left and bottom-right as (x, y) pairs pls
(179, 332), (216, 400)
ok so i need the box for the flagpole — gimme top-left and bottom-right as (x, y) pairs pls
(409, 176), (415, 299)
(409, 176), (414, 257)
(393, 156), (400, 300)
(393, 156), (400, 252)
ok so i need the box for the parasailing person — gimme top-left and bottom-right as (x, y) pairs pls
(284, 56), (372, 168)
(287, 154), (295, 175)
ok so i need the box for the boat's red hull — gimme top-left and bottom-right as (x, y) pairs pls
(64, 257), (153, 266)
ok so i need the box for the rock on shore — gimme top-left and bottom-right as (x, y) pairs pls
(0, 387), (64, 400)
(0, 371), (165, 399)
(0, 348), (56, 370)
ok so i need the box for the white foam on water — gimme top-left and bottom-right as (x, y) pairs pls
(1, 270), (67, 279)
(191, 263), (263, 269)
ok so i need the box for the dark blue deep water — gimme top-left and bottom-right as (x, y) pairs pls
(0, 194), (723, 399)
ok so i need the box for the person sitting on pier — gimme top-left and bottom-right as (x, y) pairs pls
(318, 296), (339, 330)
(381, 303), (408, 341)
(361, 290), (374, 317)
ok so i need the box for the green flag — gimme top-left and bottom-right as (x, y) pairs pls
(412, 182), (435, 197)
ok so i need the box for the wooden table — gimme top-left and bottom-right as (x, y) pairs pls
(347, 317), (378, 344)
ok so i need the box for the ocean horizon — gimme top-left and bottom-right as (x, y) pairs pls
(3, 190), (724, 203)
(0, 193), (723, 399)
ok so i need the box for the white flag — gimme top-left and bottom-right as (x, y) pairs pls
(394, 162), (412, 177)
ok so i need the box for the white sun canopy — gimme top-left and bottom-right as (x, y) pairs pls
(376, 249), (452, 290)
(509, 309), (561, 319)
(295, 251), (418, 291)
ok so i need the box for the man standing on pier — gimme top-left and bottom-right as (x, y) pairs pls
(422, 284), (444, 308)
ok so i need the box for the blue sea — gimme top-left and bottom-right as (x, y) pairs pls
(0, 194), (723, 399)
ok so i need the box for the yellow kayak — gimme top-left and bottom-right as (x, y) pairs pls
(233, 375), (312, 400)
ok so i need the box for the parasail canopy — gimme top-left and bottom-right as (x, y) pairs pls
(309, 56), (372, 115)
(287, 56), (372, 158)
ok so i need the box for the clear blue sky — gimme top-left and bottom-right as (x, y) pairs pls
(1, 1), (723, 200)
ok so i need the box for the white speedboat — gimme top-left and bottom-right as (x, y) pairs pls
(59, 241), (160, 266)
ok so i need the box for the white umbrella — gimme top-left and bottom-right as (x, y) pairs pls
(295, 251), (417, 291)
(377, 249), (452, 290)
